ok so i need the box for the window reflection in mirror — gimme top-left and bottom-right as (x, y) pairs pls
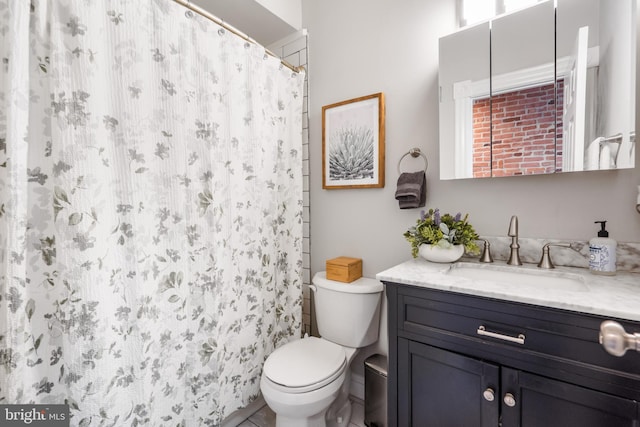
(490, 0), (555, 177)
(439, 0), (636, 180)
(460, 0), (545, 27)
(460, 0), (495, 27)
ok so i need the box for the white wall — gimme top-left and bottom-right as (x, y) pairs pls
(255, 0), (302, 31)
(303, 0), (640, 279)
(194, 0), (300, 45)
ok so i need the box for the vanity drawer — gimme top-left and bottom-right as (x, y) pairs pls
(393, 284), (640, 398)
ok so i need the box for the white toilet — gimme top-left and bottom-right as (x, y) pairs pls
(260, 271), (384, 427)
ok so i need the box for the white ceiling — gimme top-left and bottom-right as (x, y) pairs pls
(191, 0), (299, 46)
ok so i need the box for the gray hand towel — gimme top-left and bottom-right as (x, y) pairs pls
(395, 171), (426, 209)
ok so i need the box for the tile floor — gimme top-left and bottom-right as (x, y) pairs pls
(238, 397), (366, 427)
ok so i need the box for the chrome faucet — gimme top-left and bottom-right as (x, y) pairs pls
(507, 215), (522, 266)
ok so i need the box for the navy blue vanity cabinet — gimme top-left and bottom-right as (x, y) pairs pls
(384, 282), (640, 427)
(398, 338), (500, 426)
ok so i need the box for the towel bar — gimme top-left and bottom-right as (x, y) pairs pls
(601, 133), (623, 144)
(398, 148), (428, 174)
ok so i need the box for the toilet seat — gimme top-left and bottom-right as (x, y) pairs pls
(263, 337), (346, 394)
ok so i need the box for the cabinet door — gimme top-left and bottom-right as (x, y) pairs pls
(501, 367), (640, 427)
(398, 338), (499, 426)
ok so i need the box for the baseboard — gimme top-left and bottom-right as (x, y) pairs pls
(220, 396), (266, 427)
(350, 372), (365, 401)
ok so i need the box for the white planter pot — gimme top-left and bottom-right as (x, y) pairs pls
(418, 244), (465, 263)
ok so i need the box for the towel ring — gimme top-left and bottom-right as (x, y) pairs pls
(397, 148), (428, 175)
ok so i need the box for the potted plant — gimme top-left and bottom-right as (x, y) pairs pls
(404, 208), (480, 262)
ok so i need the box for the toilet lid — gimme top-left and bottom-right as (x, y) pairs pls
(263, 337), (346, 390)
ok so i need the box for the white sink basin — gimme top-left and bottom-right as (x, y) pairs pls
(447, 263), (587, 291)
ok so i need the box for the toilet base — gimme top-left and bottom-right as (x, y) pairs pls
(273, 397), (352, 427)
(326, 398), (352, 427)
(261, 369), (346, 427)
(326, 368), (352, 427)
(275, 411), (327, 427)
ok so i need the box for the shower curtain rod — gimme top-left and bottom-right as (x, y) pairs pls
(173, 0), (303, 74)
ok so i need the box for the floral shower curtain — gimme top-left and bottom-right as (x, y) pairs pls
(0, 0), (305, 425)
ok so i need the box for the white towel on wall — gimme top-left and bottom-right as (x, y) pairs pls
(585, 137), (602, 170)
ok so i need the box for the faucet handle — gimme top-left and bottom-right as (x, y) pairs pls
(537, 242), (572, 269)
(478, 239), (494, 263)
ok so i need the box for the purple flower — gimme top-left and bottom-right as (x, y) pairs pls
(434, 209), (440, 225)
(454, 212), (461, 222)
(420, 210), (426, 221)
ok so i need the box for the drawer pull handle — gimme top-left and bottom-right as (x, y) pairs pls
(477, 325), (525, 345)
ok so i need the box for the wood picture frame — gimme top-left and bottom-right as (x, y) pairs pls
(322, 92), (385, 189)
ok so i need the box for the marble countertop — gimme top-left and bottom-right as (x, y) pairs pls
(376, 258), (640, 322)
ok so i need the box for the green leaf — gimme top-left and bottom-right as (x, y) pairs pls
(439, 223), (450, 234)
(66, 397), (80, 411)
(54, 186), (70, 204)
(25, 299), (35, 321)
(68, 212), (83, 226)
(40, 236), (56, 266)
(34, 333), (43, 350)
(54, 202), (63, 221)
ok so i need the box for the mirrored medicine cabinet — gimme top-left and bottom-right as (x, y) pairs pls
(439, 0), (637, 179)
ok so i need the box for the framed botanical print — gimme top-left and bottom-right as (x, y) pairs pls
(322, 93), (385, 189)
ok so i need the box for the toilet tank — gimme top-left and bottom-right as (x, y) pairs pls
(312, 272), (384, 348)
